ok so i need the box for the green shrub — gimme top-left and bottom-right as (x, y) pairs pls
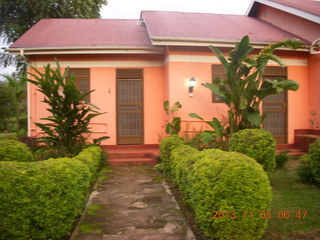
(74, 145), (104, 183)
(159, 134), (185, 177)
(275, 150), (291, 168)
(189, 151), (271, 239)
(0, 139), (34, 162)
(229, 129), (276, 171)
(0, 158), (91, 240)
(297, 154), (315, 184)
(0, 133), (18, 140)
(309, 139), (320, 184)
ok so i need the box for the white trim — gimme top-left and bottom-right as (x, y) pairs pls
(8, 47), (165, 55)
(247, 0), (320, 24)
(151, 38), (309, 52)
(29, 60), (164, 68)
(165, 54), (308, 66)
(27, 75), (31, 137)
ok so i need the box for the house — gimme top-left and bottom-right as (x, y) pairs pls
(8, 0), (320, 148)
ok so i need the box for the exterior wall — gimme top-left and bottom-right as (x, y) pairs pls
(27, 55), (165, 145)
(308, 54), (320, 128)
(256, 5), (320, 43)
(165, 47), (310, 144)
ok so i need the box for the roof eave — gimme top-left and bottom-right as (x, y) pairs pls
(150, 37), (310, 52)
(7, 46), (165, 55)
(246, 0), (320, 24)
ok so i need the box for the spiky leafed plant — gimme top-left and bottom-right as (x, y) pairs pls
(22, 60), (107, 156)
(191, 35), (301, 137)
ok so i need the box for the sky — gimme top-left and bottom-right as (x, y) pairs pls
(101, 0), (253, 19)
(0, 0), (253, 79)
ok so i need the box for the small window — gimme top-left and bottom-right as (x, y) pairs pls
(68, 68), (90, 102)
(211, 64), (225, 103)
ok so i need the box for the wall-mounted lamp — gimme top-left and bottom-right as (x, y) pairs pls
(189, 77), (196, 96)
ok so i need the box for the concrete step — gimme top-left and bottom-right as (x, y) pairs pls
(108, 157), (156, 165)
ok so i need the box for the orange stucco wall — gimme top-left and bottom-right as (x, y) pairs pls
(28, 56), (165, 145)
(165, 48), (311, 144)
(308, 54), (320, 128)
(28, 49), (315, 145)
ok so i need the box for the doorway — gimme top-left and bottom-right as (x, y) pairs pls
(116, 69), (144, 145)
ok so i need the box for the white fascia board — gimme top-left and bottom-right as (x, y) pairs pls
(249, 0), (320, 24)
(7, 47), (165, 55)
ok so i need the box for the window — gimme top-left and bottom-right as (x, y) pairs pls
(68, 68), (90, 102)
(211, 64), (225, 103)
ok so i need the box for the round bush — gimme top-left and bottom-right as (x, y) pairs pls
(189, 151), (271, 240)
(0, 158), (91, 240)
(309, 139), (320, 184)
(229, 129), (276, 171)
(159, 134), (185, 177)
(0, 139), (34, 162)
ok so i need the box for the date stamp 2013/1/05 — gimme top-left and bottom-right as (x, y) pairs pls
(212, 210), (307, 220)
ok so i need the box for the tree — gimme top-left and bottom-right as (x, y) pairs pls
(190, 35), (301, 142)
(0, 81), (16, 132)
(1, 74), (27, 133)
(0, 0), (107, 72)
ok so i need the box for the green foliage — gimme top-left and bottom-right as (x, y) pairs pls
(0, 81), (16, 132)
(159, 134), (185, 177)
(229, 129), (276, 171)
(164, 101), (182, 135)
(188, 113), (228, 149)
(23, 60), (107, 156)
(1, 74), (27, 133)
(0, 133), (18, 140)
(309, 139), (320, 184)
(189, 151), (271, 239)
(297, 154), (315, 184)
(275, 150), (291, 168)
(0, 139), (34, 162)
(74, 146), (104, 183)
(0, 146), (103, 240)
(203, 35), (301, 134)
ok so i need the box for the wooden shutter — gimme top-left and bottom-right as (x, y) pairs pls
(69, 68), (90, 102)
(211, 65), (225, 103)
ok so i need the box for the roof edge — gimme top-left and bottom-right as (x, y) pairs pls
(247, 0), (320, 24)
(150, 37), (310, 51)
(7, 46), (165, 55)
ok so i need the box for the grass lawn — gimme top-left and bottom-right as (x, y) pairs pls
(263, 162), (320, 240)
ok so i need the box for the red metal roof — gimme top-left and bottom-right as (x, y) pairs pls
(141, 11), (306, 43)
(266, 0), (320, 17)
(10, 19), (152, 48)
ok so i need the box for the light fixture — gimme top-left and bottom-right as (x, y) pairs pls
(189, 77), (196, 96)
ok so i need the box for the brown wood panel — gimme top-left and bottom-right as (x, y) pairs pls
(116, 69), (144, 145)
(211, 64), (225, 103)
(262, 66), (288, 144)
(69, 68), (90, 102)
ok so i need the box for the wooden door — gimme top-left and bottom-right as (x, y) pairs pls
(262, 67), (288, 144)
(116, 69), (144, 145)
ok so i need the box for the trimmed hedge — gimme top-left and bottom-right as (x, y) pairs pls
(74, 146), (104, 183)
(160, 137), (272, 240)
(159, 134), (185, 177)
(0, 139), (34, 162)
(229, 129), (276, 171)
(189, 151), (271, 239)
(309, 139), (320, 184)
(0, 146), (104, 240)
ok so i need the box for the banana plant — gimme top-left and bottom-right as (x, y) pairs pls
(164, 100), (182, 135)
(204, 35), (301, 134)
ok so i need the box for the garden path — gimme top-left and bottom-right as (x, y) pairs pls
(70, 165), (196, 240)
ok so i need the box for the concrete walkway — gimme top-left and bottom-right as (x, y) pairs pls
(70, 165), (196, 240)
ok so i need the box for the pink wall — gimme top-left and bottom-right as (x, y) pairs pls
(28, 57), (165, 145)
(308, 54), (320, 128)
(257, 5), (320, 43)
